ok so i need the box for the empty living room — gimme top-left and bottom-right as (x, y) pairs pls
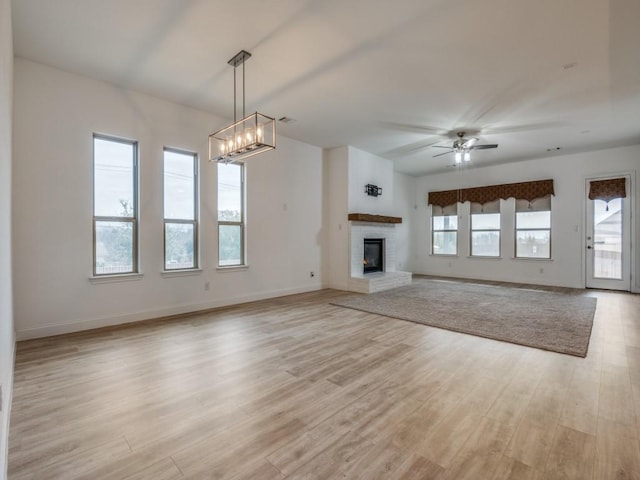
(1, 1), (640, 479)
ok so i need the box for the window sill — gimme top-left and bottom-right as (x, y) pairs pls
(429, 254), (459, 257)
(89, 273), (144, 284)
(161, 268), (203, 278)
(466, 256), (502, 260)
(216, 265), (249, 272)
(511, 257), (553, 262)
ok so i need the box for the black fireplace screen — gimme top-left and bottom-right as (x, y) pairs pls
(363, 238), (384, 274)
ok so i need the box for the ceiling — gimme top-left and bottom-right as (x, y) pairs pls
(11, 0), (640, 176)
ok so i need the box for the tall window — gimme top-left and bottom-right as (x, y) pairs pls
(515, 196), (551, 258)
(93, 134), (138, 275)
(470, 200), (501, 257)
(432, 204), (458, 255)
(164, 148), (198, 270)
(218, 163), (245, 266)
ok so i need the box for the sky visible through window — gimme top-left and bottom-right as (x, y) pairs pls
(94, 138), (134, 217)
(164, 150), (195, 220)
(218, 163), (242, 221)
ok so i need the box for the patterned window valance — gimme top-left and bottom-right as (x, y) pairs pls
(428, 179), (554, 207)
(588, 178), (626, 203)
(427, 189), (460, 208)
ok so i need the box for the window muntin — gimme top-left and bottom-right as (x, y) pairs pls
(93, 135), (138, 275)
(218, 163), (245, 266)
(164, 148), (198, 270)
(432, 214), (458, 255)
(471, 212), (500, 257)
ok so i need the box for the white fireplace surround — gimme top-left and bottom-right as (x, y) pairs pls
(348, 221), (412, 293)
(350, 222), (397, 277)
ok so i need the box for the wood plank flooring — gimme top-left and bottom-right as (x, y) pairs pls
(7, 279), (640, 479)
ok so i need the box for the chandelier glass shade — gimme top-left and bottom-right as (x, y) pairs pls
(209, 50), (276, 163)
(209, 112), (275, 163)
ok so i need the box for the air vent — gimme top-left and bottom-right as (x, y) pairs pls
(278, 116), (297, 124)
(546, 147), (561, 152)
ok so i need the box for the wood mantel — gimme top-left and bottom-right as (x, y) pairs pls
(348, 213), (402, 224)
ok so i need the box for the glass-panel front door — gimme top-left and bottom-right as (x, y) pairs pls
(585, 176), (631, 291)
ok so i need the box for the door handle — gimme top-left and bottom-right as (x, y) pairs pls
(587, 246), (592, 249)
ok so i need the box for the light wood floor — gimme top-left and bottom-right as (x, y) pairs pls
(8, 278), (640, 479)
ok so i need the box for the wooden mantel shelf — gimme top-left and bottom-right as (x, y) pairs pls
(348, 213), (402, 224)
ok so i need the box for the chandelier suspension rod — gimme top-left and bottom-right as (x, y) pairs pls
(232, 55), (247, 123)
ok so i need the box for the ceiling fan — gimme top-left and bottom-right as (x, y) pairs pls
(432, 132), (498, 164)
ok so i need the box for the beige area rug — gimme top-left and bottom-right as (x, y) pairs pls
(332, 279), (597, 357)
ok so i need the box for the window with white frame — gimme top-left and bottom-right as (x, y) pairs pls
(515, 196), (551, 259)
(93, 134), (138, 275)
(432, 203), (458, 255)
(470, 200), (501, 257)
(218, 162), (245, 266)
(164, 148), (198, 270)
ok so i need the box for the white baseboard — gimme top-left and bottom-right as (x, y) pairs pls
(16, 285), (325, 341)
(0, 340), (15, 480)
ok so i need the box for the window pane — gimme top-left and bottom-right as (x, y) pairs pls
(516, 211), (550, 229)
(593, 198), (622, 279)
(433, 232), (457, 255)
(516, 230), (550, 258)
(471, 231), (500, 256)
(164, 150), (195, 220)
(218, 163), (242, 222)
(433, 215), (458, 230)
(165, 223), (195, 269)
(95, 221), (133, 274)
(471, 213), (500, 230)
(94, 138), (135, 217)
(219, 224), (242, 266)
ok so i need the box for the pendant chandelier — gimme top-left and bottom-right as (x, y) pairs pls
(208, 50), (276, 163)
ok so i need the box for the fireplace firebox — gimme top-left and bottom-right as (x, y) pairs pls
(363, 238), (384, 274)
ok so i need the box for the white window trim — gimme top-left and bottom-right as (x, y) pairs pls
(217, 162), (246, 267)
(163, 147), (199, 271)
(92, 133), (139, 277)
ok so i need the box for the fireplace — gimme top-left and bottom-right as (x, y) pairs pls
(363, 238), (384, 274)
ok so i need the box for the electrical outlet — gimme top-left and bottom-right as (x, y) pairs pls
(539, 267), (544, 274)
(310, 271), (315, 278)
(204, 281), (210, 291)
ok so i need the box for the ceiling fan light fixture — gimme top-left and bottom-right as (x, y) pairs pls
(464, 137), (478, 149)
(464, 151), (471, 162)
(455, 151), (462, 164)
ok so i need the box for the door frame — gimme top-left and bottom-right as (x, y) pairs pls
(583, 171), (636, 291)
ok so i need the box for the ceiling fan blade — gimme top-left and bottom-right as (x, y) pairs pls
(379, 121), (448, 136)
(462, 137), (479, 148)
(481, 121), (567, 135)
(433, 150), (453, 158)
(471, 144), (499, 150)
(383, 138), (442, 157)
(432, 145), (453, 149)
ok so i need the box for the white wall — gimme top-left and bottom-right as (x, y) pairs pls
(393, 172), (416, 272)
(413, 145), (640, 290)
(0, 0), (14, 476)
(348, 146), (395, 215)
(12, 58), (324, 340)
(325, 147), (349, 290)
